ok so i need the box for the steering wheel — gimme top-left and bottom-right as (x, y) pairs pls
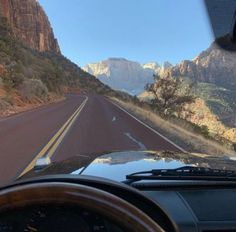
(0, 181), (165, 232)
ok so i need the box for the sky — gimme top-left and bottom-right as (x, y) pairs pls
(39, 0), (214, 67)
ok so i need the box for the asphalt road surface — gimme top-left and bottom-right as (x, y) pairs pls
(0, 94), (184, 186)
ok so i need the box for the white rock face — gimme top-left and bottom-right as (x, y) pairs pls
(83, 58), (160, 95)
(142, 62), (160, 73)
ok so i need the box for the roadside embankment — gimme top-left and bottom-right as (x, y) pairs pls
(110, 97), (236, 157)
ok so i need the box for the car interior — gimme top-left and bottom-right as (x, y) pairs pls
(0, 1), (236, 232)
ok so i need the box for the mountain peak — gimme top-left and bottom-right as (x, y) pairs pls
(162, 61), (173, 68)
(83, 58), (157, 95)
(143, 62), (160, 70)
(107, 57), (128, 62)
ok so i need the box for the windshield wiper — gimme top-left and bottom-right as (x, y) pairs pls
(125, 166), (236, 182)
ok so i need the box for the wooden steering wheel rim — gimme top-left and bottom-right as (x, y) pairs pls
(0, 182), (164, 232)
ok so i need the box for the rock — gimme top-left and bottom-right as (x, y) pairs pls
(162, 41), (236, 90)
(83, 58), (175, 95)
(143, 62), (160, 73)
(157, 38), (236, 128)
(182, 98), (226, 135)
(0, 0), (60, 53)
(83, 58), (156, 95)
(223, 128), (236, 143)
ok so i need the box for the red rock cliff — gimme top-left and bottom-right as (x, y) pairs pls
(0, 0), (61, 54)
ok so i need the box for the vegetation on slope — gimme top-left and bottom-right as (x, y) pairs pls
(193, 82), (236, 127)
(111, 97), (236, 156)
(0, 16), (113, 114)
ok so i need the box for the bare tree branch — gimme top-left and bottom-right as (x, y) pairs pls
(146, 74), (195, 116)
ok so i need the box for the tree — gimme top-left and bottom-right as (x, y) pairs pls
(146, 73), (195, 116)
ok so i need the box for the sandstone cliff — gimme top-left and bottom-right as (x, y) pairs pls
(0, 0), (60, 53)
(162, 41), (236, 91)
(157, 38), (236, 128)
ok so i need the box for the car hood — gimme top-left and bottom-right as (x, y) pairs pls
(22, 150), (236, 182)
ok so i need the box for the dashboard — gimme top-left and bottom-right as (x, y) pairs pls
(135, 181), (236, 232)
(0, 204), (123, 232)
(1, 176), (236, 232)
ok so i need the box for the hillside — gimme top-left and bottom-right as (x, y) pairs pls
(159, 37), (236, 128)
(193, 82), (236, 127)
(137, 38), (236, 144)
(0, 0), (112, 116)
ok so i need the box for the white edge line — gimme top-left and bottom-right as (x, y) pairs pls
(108, 99), (187, 153)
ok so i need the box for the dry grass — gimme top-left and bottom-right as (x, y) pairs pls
(111, 97), (236, 157)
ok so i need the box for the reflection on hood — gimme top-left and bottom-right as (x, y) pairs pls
(21, 150), (236, 182)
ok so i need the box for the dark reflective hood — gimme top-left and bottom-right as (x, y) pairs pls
(22, 150), (236, 182)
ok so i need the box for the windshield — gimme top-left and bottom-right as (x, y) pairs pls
(0, 0), (236, 186)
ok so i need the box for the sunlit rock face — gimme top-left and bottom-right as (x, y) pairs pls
(162, 42), (236, 91)
(84, 58), (155, 95)
(0, 0), (60, 53)
(142, 62), (160, 73)
(143, 41), (236, 122)
(84, 58), (173, 95)
(139, 40), (236, 138)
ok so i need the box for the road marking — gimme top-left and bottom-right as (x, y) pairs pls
(125, 132), (147, 150)
(18, 96), (88, 178)
(108, 99), (187, 153)
(45, 99), (87, 158)
(112, 116), (116, 122)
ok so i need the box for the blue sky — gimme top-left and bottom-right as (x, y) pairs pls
(39, 0), (213, 67)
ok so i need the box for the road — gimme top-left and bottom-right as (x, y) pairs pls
(0, 94), (184, 185)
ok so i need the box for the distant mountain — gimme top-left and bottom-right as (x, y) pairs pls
(159, 38), (236, 127)
(137, 37), (236, 143)
(142, 62), (160, 72)
(83, 58), (172, 95)
(163, 40), (236, 90)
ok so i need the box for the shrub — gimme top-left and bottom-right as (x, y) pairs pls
(2, 95), (13, 105)
(0, 99), (10, 111)
(233, 143), (236, 152)
(10, 72), (24, 88)
(146, 74), (195, 116)
(19, 79), (48, 100)
(192, 124), (210, 138)
(2, 72), (13, 92)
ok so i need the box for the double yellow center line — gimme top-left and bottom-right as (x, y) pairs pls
(18, 96), (88, 178)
